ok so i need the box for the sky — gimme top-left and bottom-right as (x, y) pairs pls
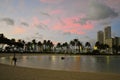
(0, 0), (120, 44)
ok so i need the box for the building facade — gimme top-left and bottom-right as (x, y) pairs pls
(113, 37), (120, 46)
(97, 26), (120, 54)
(97, 31), (104, 44)
(104, 26), (111, 40)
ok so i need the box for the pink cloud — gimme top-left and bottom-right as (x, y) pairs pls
(32, 17), (40, 26)
(52, 16), (94, 35)
(41, 19), (50, 25)
(12, 27), (26, 34)
(50, 9), (62, 15)
(31, 17), (50, 28)
(83, 22), (94, 30)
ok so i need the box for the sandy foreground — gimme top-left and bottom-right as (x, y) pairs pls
(0, 54), (120, 80)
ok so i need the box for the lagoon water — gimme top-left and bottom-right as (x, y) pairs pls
(0, 55), (120, 74)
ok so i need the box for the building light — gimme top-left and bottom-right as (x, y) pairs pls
(94, 46), (98, 50)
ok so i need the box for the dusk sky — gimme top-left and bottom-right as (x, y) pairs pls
(0, 0), (120, 44)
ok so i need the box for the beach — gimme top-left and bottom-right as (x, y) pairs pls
(0, 54), (120, 80)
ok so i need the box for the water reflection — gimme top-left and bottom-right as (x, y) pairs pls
(0, 55), (120, 74)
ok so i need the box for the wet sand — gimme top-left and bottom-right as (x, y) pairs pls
(0, 54), (120, 80)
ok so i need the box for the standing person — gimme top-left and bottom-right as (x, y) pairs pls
(12, 57), (17, 66)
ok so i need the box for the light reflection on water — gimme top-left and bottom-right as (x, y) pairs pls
(0, 55), (120, 74)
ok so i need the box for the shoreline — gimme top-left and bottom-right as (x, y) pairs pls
(0, 63), (120, 80)
(0, 52), (120, 56)
(0, 54), (120, 80)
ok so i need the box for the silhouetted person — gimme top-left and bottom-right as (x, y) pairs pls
(12, 57), (17, 66)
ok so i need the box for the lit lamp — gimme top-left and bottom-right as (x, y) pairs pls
(94, 46), (98, 50)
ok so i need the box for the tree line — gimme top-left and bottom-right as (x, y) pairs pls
(0, 34), (120, 54)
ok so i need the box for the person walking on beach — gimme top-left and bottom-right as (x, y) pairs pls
(12, 57), (17, 66)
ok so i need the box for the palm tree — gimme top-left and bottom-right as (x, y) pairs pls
(38, 41), (43, 52)
(77, 41), (83, 53)
(22, 40), (25, 52)
(26, 42), (32, 52)
(73, 39), (82, 53)
(69, 40), (75, 53)
(62, 42), (69, 53)
(10, 38), (16, 52)
(56, 42), (62, 53)
(16, 39), (24, 52)
(104, 44), (109, 53)
(46, 40), (51, 52)
(43, 40), (47, 52)
(46, 40), (54, 52)
(85, 42), (91, 53)
(74, 39), (78, 53)
(69, 39), (82, 53)
(95, 41), (101, 50)
(0, 34), (10, 51)
(93, 41), (101, 54)
(32, 39), (37, 52)
(49, 41), (54, 52)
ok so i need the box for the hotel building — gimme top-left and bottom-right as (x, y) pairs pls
(97, 26), (120, 53)
(104, 26), (111, 40)
(97, 31), (104, 44)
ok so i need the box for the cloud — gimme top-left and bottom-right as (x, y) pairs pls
(57, 17), (66, 25)
(32, 17), (48, 30)
(75, 1), (119, 25)
(40, 0), (63, 4)
(40, 11), (51, 17)
(63, 32), (72, 35)
(32, 17), (40, 25)
(50, 9), (62, 15)
(12, 27), (26, 34)
(89, 1), (118, 19)
(36, 23), (48, 30)
(32, 33), (43, 39)
(0, 17), (14, 25)
(21, 22), (29, 27)
(52, 17), (94, 35)
(41, 19), (50, 25)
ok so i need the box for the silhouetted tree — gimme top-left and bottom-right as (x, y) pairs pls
(46, 40), (54, 52)
(49, 41), (54, 52)
(16, 39), (25, 52)
(38, 41), (43, 52)
(62, 42), (69, 53)
(69, 40), (75, 53)
(56, 42), (62, 53)
(10, 38), (16, 52)
(95, 41), (101, 50)
(77, 41), (83, 53)
(43, 40), (47, 52)
(26, 42), (32, 52)
(112, 45), (119, 54)
(73, 39), (82, 53)
(32, 39), (37, 52)
(85, 42), (91, 53)
(0, 34), (10, 51)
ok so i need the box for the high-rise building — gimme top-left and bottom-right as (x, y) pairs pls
(97, 31), (104, 44)
(96, 26), (120, 54)
(113, 37), (120, 46)
(104, 26), (111, 40)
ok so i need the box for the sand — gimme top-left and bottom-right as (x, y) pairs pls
(0, 54), (120, 80)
